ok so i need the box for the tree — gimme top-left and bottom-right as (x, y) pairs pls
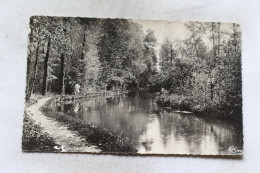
(143, 29), (157, 72)
(82, 19), (103, 92)
(98, 19), (149, 90)
(59, 53), (65, 94)
(160, 38), (177, 72)
(42, 38), (51, 95)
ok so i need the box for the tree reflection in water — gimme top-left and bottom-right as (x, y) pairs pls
(59, 92), (242, 155)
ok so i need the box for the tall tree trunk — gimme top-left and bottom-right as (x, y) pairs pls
(217, 22), (221, 57)
(209, 23), (216, 101)
(170, 43), (173, 67)
(25, 50), (32, 101)
(59, 53), (65, 95)
(42, 39), (51, 96)
(27, 41), (40, 99)
(209, 71), (214, 101)
(210, 83), (214, 101)
(211, 23), (216, 58)
(25, 24), (35, 101)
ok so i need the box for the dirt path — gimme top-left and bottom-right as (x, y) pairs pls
(25, 97), (101, 153)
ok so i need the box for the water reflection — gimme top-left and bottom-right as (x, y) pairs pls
(58, 92), (242, 155)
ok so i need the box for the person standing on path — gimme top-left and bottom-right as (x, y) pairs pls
(74, 83), (80, 95)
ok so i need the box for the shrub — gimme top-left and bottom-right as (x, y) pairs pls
(179, 99), (192, 111)
(22, 114), (59, 151)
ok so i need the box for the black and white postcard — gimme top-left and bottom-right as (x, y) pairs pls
(22, 16), (243, 155)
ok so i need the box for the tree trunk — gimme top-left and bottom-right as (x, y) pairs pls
(217, 22), (221, 57)
(27, 41), (40, 99)
(211, 23), (216, 58)
(209, 23), (216, 101)
(25, 50), (32, 101)
(182, 78), (185, 87)
(42, 39), (51, 96)
(210, 83), (214, 101)
(26, 22), (35, 100)
(59, 53), (65, 95)
(170, 43), (173, 67)
(209, 71), (214, 101)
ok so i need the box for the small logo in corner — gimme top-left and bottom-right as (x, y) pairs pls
(229, 145), (243, 154)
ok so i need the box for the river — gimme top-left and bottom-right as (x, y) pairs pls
(57, 92), (243, 155)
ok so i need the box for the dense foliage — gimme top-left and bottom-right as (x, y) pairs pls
(25, 17), (242, 118)
(25, 17), (157, 100)
(154, 22), (242, 117)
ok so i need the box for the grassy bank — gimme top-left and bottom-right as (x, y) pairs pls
(22, 113), (60, 152)
(41, 98), (137, 153)
(156, 92), (242, 122)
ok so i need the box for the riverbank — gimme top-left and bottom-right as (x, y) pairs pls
(57, 90), (129, 102)
(156, 93), (242, 124)
(22, 113), (59, 151)
(23, 97), (101, 152)
(41, 97), (137, 153)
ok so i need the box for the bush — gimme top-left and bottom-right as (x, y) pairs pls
(22, 114), (59, 151)
(156, 92), (182, 109)
(179, 97), (193, 112)
(156, 88), (242, 119)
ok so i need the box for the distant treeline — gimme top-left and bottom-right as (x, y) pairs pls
(25, 17), (157, 101)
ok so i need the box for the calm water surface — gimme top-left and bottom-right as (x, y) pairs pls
(58, 92), (243, 155)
